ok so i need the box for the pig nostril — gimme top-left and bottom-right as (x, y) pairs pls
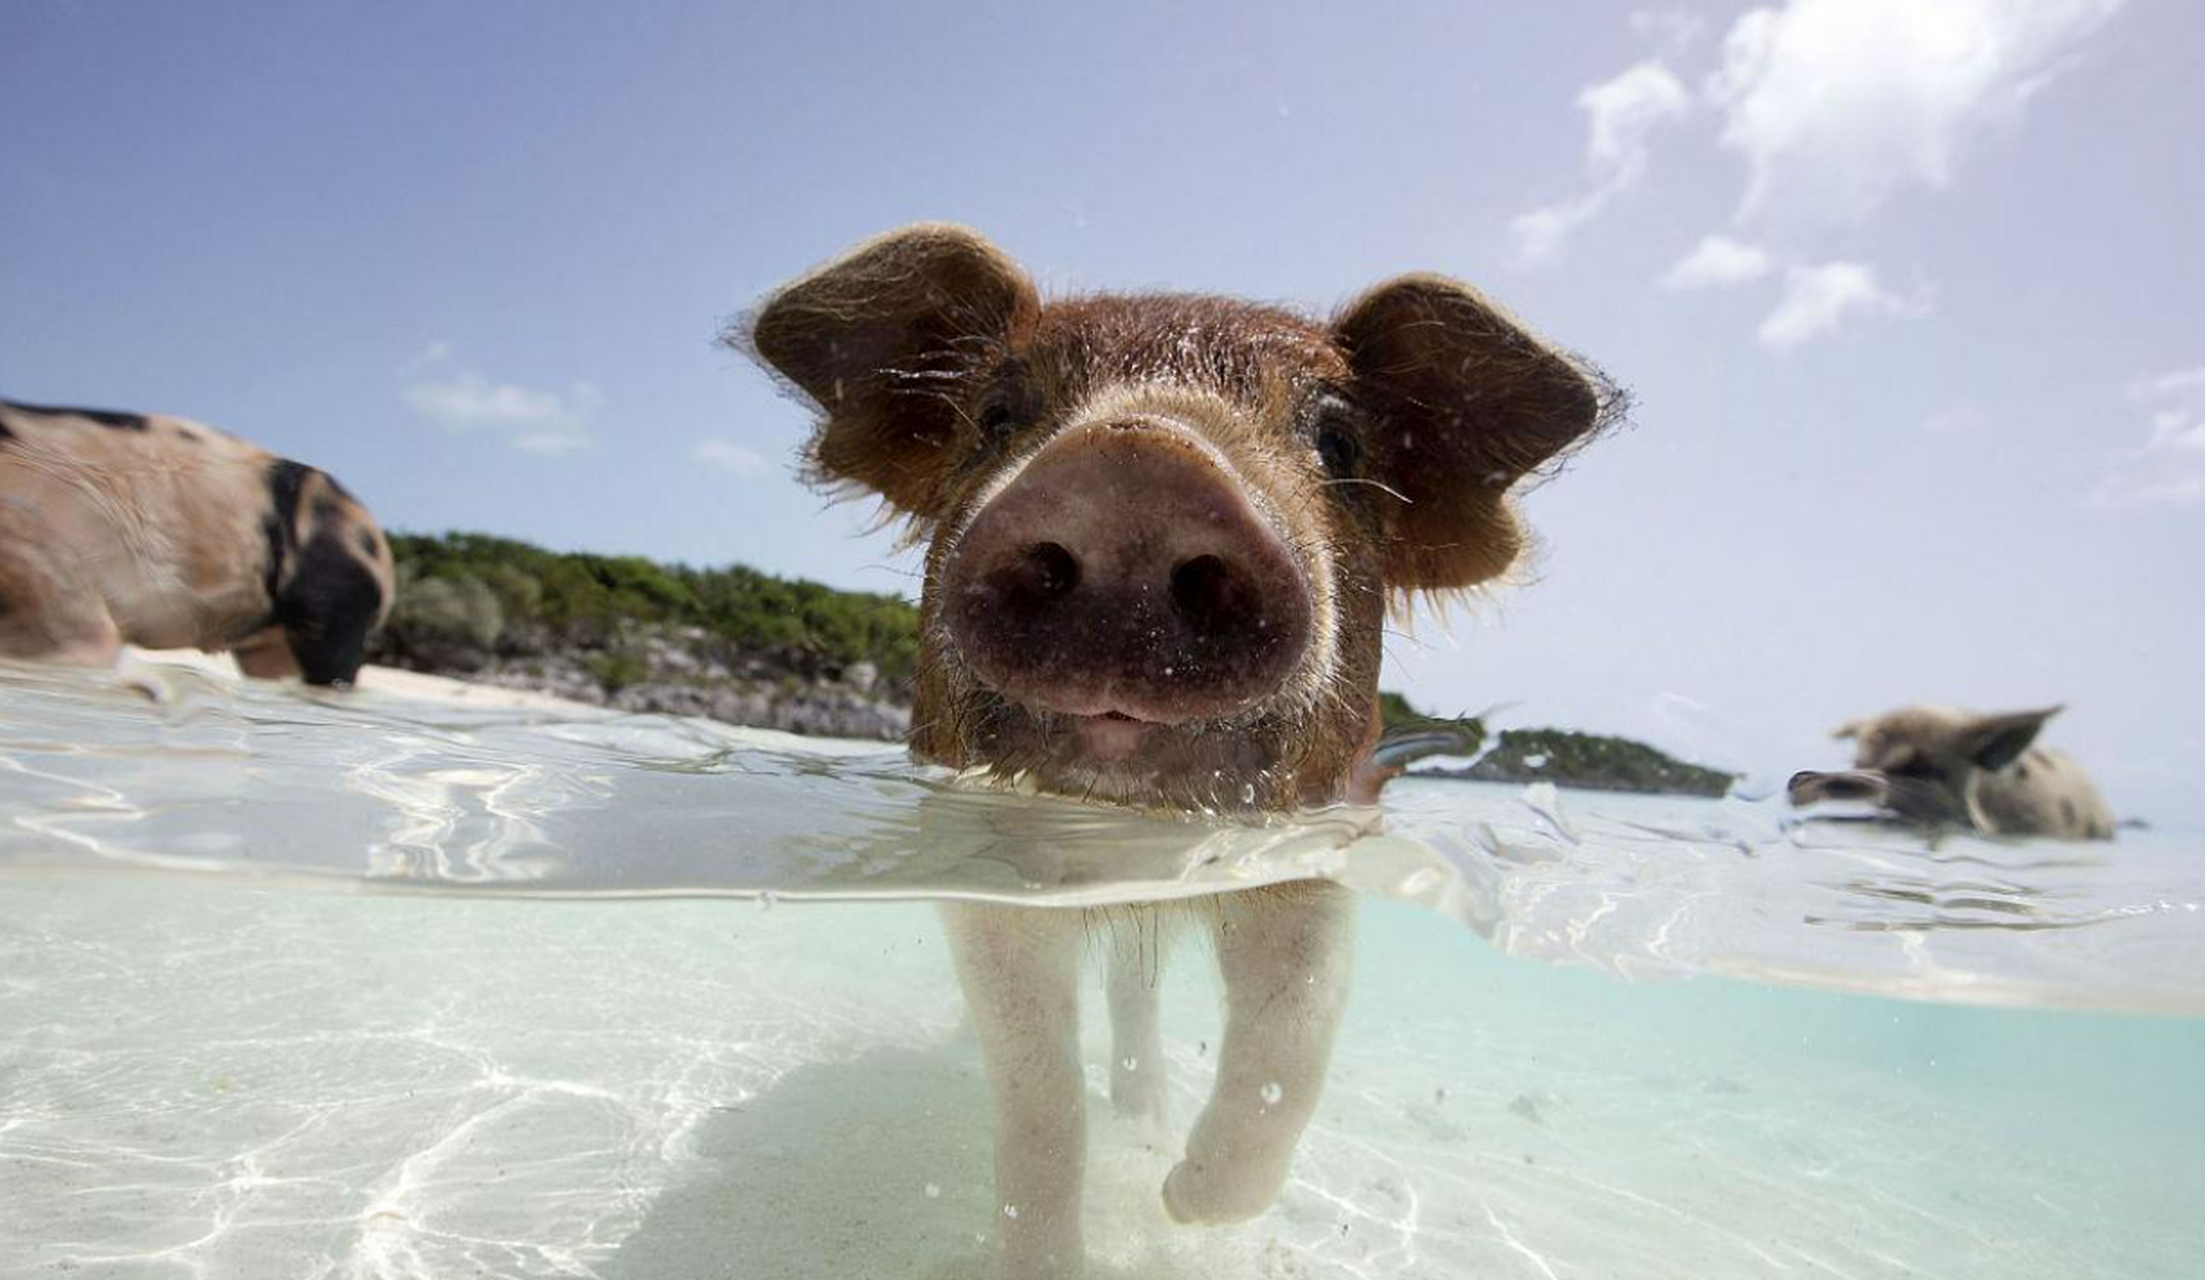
(1027, 543), (1079, 598)
(993, 541), (1080, 609)
(1169, 554), (1248, 632)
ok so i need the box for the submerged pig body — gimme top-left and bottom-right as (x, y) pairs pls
(0, 398), (394, 686)
(746, 225), (1614, 1277)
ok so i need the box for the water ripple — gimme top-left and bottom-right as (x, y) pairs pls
(3, 660), (2200, 1014)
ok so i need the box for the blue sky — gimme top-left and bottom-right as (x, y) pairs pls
(4, 1), (2200, 818)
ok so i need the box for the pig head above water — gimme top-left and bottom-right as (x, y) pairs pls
(1788, 704), (2115, 841)
(742, 224), (1618, 1278)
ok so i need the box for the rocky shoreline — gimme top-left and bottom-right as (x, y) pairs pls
(372, 621), (912, 740)
(364, 531), (921, 741)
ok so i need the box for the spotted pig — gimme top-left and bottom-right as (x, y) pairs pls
(0, 398), (393, 686)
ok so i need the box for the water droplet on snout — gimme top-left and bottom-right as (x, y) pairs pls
(1240, 783), (1256, 805)
(1260, 1081), (1284, 1105)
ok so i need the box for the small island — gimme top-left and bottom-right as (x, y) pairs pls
(372, 533), (1737, 796)
(1376, 699), (1737, 798)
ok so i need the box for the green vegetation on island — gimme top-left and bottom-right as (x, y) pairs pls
(378, 532), (920, 681)
(1456, 727), (1737, 797)
(368, 531), (921, 737)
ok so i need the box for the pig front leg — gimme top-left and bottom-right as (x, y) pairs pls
(1162, 881), (1354, 1225)
(1105, 909), (1171, 1133)
(229, 624), (303, 680)
(0, 560), (123, 671)
(942, 902), (1090, 1280)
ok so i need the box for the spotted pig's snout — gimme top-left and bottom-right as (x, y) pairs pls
(941, 420), (1315, 725)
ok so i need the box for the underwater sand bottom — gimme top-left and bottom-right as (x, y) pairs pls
(0, 880), (2196, 1280)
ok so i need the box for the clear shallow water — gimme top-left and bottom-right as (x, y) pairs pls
(2, 660), (2202, 1279)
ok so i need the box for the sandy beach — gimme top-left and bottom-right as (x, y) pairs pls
(125, 647), (593, 712)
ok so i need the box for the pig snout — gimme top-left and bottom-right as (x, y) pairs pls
(942, 420), (1315, 726)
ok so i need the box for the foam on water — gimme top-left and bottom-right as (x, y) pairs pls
(2, 660), (2201, 1279)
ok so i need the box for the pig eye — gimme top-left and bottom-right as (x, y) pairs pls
(1312, 404), (1362, 477)
(973, 374), (1036, 441)
(1317, 424), (1359, 475)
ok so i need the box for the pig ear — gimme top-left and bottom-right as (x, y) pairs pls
(1334, 275), (1616, 590)
(742, 224), (1040, 518)
(1957, 706), (2061, 771)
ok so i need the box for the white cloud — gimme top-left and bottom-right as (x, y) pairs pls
(1509, 61), (1692, 266)
(2093, 366), (2205, 506)
(1630, 8), (1707, 56)
(693, 437), (767, 476)
(1756, 261), (1920, 349)
(1708, 0), (2126, 222)
(402, 345), (597, 455)
(1660, 235), (1774, 290)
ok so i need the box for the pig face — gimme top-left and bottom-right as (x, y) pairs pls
(746, 225), (1614, 812)
(240, 462), (397, 687)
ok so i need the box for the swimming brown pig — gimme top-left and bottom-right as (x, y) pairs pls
(1788, 704), (2115, 840)
(743, 224), (1618, 1278)
(0, 399), (394, 686)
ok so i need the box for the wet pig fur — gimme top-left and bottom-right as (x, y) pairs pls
(743, 224), (1616, 1278)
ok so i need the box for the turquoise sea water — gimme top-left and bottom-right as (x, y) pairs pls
(2, 660), (2199, 1278)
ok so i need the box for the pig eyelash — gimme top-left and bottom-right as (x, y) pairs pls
(1318, 475), (1411, 504)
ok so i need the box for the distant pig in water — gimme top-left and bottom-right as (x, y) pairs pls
(0, 399), (394, 687)
(1788, 704), (2115, 840)
(743, 224), (1618, 1278)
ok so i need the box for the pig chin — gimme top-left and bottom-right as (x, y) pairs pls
(959, 690), (1305, 811)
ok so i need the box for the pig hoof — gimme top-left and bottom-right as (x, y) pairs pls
(1161, 1159), (1275, 1225)
(992, 1245), (1085, 1280)
(1114, 1101), (1172, 1154)
(1110, 1073), (1169, 1130)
